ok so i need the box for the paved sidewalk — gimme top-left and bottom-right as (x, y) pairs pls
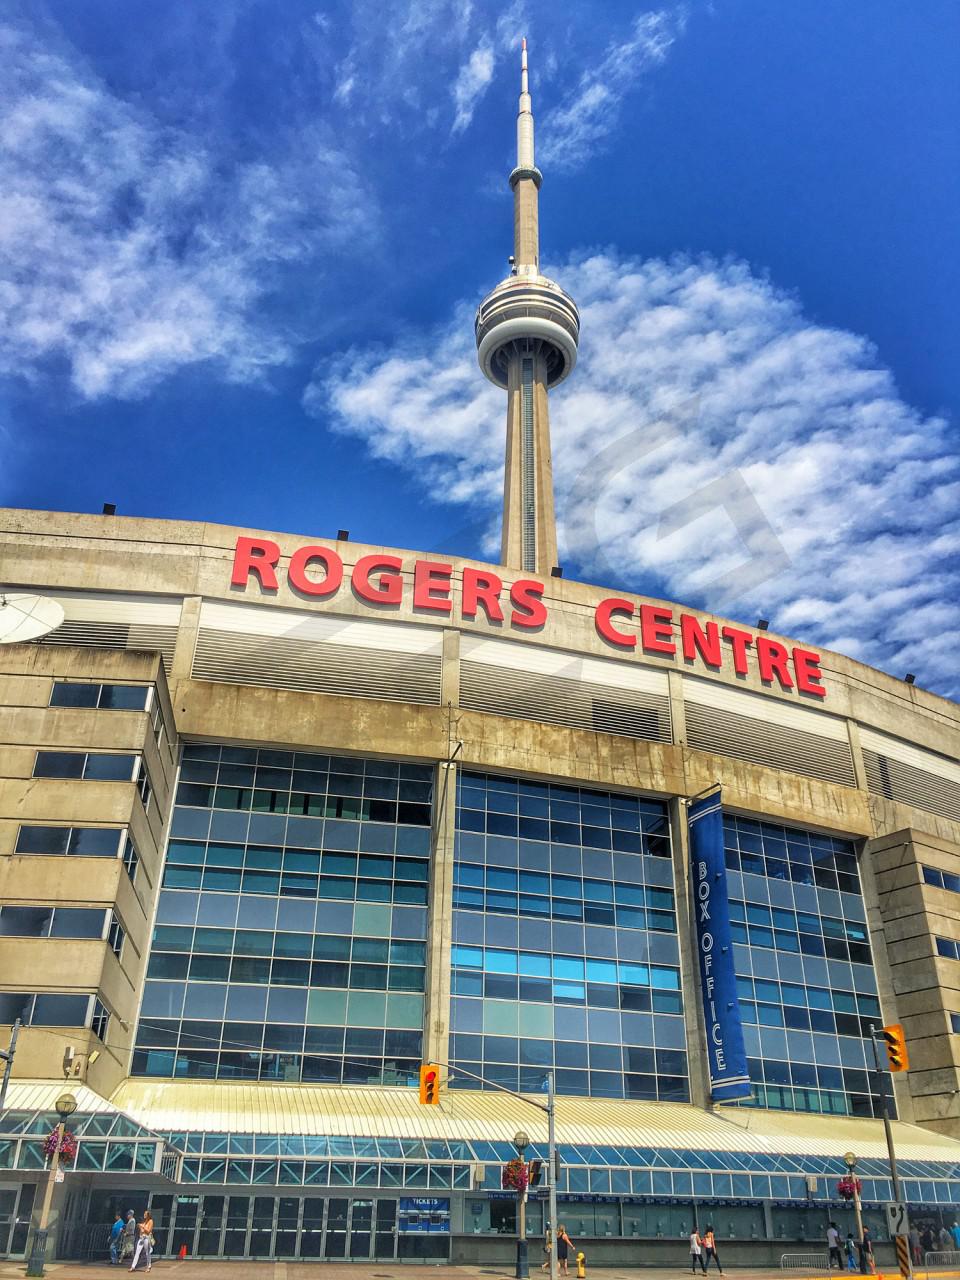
(1, 1266), (958, 1280)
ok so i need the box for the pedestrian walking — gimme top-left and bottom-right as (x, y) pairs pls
(541, 1228), (552, 1272)
(109, 1213), (124, 1265)
(690, 1227), (707, 1275)
(909, 1227), (921, 1265)
(828, 1221), (843, 1270)
(921, 1226), (934, 1256)
(861, 1225), (874, 1275)
(939, 1227), (953, 1252)
(951, 1222), (960, 1251)
(129, 1208), (154, 1272)
(120, 1211), (136, 1264)
(845, 1233), (857, 1271)
(555, 1224), (573, 1277)
(702, 1226), (723, 1274)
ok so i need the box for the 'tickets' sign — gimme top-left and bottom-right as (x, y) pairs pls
(230, 536), (828, 699)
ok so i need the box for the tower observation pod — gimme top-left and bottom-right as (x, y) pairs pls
(475, 38), (580, 577)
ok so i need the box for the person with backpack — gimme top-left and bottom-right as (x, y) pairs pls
(845, 1233), (857, 1271)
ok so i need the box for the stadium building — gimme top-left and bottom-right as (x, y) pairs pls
(1, 43), (960, 1268)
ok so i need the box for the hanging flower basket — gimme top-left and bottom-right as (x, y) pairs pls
(42, 1128), (78, 1165)
(502, 1157), (529, 1192)
(836, 1176), (861, 1200)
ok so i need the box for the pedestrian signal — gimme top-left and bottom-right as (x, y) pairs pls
(528, 1159), (543, 1186)
(881, 1024), (909, 1072)
(419, 1063), (440, 1104)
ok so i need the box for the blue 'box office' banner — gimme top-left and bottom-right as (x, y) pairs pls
(688, 791), (752, 1102)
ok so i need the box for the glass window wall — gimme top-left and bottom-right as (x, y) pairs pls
(723, 814), (889, 1117)
(133, 746), (432, 1085)
(450, 771), (687, 1101)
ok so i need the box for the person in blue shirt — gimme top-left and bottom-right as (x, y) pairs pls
(109, 1214), (125, 1266)
(951, 1223), (960, 1251)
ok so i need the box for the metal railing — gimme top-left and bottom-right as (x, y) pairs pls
(780, 1252), (831, 1270)
(924, 1251), (960, 1268)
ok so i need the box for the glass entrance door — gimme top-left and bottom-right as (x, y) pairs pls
(349, 1200), (373, 1258)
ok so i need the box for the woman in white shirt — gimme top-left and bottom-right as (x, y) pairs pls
(690, 1228), (707, 1275)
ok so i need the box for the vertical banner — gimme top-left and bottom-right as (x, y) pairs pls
(688, 790), (752, 1102)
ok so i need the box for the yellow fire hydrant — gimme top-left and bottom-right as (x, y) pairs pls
(576, 1252), (586, 1278)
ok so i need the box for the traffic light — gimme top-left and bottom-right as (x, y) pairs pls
(528, 1159), (543, 1187)
(881, 1023), (910, 1072)
(419, 1063), (440, 1104)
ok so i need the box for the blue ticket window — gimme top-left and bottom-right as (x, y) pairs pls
(398, 1197), (450, 1259)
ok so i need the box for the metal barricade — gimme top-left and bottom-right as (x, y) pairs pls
(780, 1251), (832, 1270)
(924, 1251), (960, 1269)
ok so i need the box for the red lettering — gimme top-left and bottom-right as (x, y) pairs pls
(721, 625), (754, 675)
(413, 560), (453, 613)
(595, 598), (636, 648)
(462, 568), (504, 623)
(793, 647), (826, 698)
(510, 579), (547, 629)
(231, 536), (280, 591)
(287, 545), (343, 598)
(680, 614), (722, 667)
(756, 635), (794, 690)
(352, 555), (403, 605)
(639, 604), (675, 656)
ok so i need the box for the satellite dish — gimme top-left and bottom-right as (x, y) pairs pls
(0, 594), (65, 644)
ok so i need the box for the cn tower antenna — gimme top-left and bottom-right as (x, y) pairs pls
(474, 39), (580, 576)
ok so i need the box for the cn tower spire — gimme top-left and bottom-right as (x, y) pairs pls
(475, 39), (580, 576)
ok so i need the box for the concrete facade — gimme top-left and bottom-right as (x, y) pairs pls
(1, 506), (960, 1265)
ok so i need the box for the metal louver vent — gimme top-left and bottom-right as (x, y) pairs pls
(19, 589), (181, 674)
(683, 677), (856, 787)
(459, 637), (672, 743)
(192, 601), (442, 706)
(859, 726), (960, 824)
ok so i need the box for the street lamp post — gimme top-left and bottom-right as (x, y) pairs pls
(25, 1092), (77, 1278)
(514, 1129), (530, 1279)
(843, 1152), (866, 1274)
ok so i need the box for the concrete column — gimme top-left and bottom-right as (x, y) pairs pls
(762, 1200), (774, 1240)
(669, 796), (710, 1109)
(424, 758), (458, 1068)
(441, 628), (460, 709)
(846, 720), (870, 791)
(513, 179), (539, 269)
(501, 350), (558, 577)
(170, 595), (202, 683)
(858, 835), (917, 1123)
(668, 670), (687, 747)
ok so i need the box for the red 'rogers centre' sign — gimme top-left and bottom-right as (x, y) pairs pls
(231, 536), (827, 699)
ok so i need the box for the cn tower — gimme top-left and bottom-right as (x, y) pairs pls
(475, 39), (580, 577)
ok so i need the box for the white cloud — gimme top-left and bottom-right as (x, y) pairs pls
(0, 18), (377, 400)
(539, 10), (684, 172)
(308, 252), (960, 696)
(453, 38), (496, 132)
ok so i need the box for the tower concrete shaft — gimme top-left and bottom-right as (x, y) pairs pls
(475, 39), (579, 578)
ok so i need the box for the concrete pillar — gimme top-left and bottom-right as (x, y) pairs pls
(669, 796), (710, 1109)
(668, 670), (687, 748)
(845, 720), (870, 791)
(170, 595), (202, 683)
(513, 179), (539, 269)
(857, 835), (917, 1123)
(441, 628), (460, 709)
(501, 350), (558, 577)
(424, 758), (458, 1068)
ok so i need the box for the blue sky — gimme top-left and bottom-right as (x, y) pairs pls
(2, 0), (958, 693)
